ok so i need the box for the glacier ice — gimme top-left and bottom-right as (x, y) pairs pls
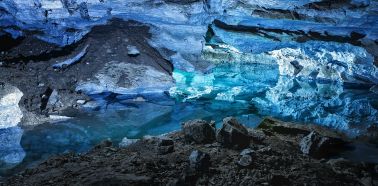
(0, 84), (23, 129)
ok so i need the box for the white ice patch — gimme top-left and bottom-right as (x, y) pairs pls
(269, 41), (378, 84)
(0, 85), (23, 129)
(76, 62), (174, 95)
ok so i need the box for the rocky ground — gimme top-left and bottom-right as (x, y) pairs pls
(4, 117), (377, 186)
(0, 18), (173, 126)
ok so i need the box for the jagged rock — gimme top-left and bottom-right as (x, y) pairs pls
(157, 137), (174, 155)
(127, 45), (140, 57)
(237, 155), (253, 167)
(189, 150), (210, 172)
(119, 137), (139, 148)
(300, 131), (346, 158)
(182, 119), (215, 144)
(216, 117), (250, 149)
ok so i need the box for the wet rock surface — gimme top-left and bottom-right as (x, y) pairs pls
(4, 118), (377, 185)
(182, 119), (216, 144)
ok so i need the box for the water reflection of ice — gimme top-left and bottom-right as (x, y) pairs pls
(253, 76), (378, 132)
(0, 127), (25, 169)
(170, 63), (378, 132)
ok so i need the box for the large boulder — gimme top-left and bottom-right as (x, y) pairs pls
(182, 119), (216, 144)
(216, 117), (250, 149)
(300, 131), (347, 159)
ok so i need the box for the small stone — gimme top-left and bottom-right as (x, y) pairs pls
(106, 49), (112, 54)
(182, 119), (216, 144)
(76, 99), (86, 104)
(216, 117), (250, 149)
(0, 61), (3, 66)
(127, 45), (140, 57)
(237, 155), (252, 167)
(189, 150), (211, 172)
(240, 148), (254, 156)
(119, 137), (138, 148)
(37, 83), (45, 87)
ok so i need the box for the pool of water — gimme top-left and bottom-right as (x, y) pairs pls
(1, 63), (378, 177)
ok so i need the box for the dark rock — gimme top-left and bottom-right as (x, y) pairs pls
(300, 131), (347, 158)
(216, 117), (250, 149)
(95, 139), (113, 149)
(157, 137), (174, 155)
(237, 155), (253, 167)
(182, 119), (216, 144)
(189, 150), (211, 172)
(290, 60), (303, 76)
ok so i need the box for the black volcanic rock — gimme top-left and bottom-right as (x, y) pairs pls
(182, 119), (216, 144)
(300, 131), (347, 158)
(216, 117), (250, 149)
